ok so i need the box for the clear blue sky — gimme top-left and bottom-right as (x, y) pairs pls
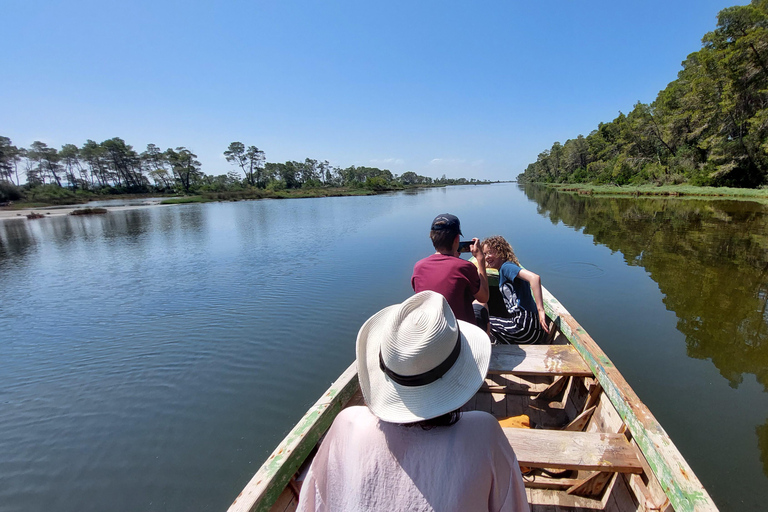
(1, 0), (747, 181)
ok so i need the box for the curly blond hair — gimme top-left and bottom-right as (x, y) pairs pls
(481, 236), (520, 266)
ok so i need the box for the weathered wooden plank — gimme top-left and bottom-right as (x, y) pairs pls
(503, 391), (528, 419)
(566, 471), (614, 498)
(524, 476), (583, 490)
(503, 428), (643, 473)
(535, 375), (570, 401)
(489, 344), (593, 376)
(541, 286), (718, 511)
(268, 488), (295, 512)
(228, 362), (359, 512)
(606, 473), (640, 512)
(480, 373), (552, 395)
(490, 391), (507, 418)
(475, 382), (494, 413)
(563, 405), (597, 432)
(527, 488), (607, 511)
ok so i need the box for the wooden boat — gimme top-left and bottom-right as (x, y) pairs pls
(227, 275), (718, 512)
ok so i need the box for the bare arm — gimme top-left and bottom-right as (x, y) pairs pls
(517, 268), (550, 333)
(470, 238), (489, 303)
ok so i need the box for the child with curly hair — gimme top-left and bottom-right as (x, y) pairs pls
(481, 236), (549, 344)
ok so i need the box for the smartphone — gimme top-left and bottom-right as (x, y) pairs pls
(458, 240), (473, 253)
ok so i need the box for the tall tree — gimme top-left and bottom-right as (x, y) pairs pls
(0, 136), (23, 185)
(59, 144), (83, 189)
(80, 140), (109, 187)
(141, 143), (173, 189)
(27, 141), (63, 186)
(166, 147), (202, 193)
(224, 142), (265, 187)
(101, 137), (144, 189)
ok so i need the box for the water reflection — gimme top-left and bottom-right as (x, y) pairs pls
(1, 187), (765, 509)
(0, 220), (37, 264)
(524, 185), (768, 391)
(523, 185), (768, 481)
(760, 419), (768, 476)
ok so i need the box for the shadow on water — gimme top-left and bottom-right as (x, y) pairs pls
(523, 184), (768, 479)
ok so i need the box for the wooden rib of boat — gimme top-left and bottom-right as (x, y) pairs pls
(227, 283), (718, 512)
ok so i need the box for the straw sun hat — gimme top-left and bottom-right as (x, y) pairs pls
(356, 291), (491, 424)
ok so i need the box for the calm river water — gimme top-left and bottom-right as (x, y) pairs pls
(1, 184), (766, 511)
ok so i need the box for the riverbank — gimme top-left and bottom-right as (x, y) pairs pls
(0, 184), (457, 222)
(541, 183), (768, 201)
(0, 202), (171, 221)
(158, 186), (381, 204)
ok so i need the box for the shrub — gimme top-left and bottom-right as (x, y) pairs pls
(364, 176), (390, 191)
(24, 184), (77, 204)
(70, 207), (108, 215)
(0, 181), (23, 202)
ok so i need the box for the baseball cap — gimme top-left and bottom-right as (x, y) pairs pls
(430, 213), (462, 236)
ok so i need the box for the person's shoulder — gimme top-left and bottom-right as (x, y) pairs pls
(501, 261), (521, 271)
(336, 405), (376, 422)
(501, 261), (522, 277)
(324, 407), (379, 444)
(461, 410), (502, 427)
(458, 412), (517, 454)
(414, 253), (439, 267)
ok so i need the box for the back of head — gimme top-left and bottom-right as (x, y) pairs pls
(429, 213), (462, 251)
(482, 235), (519, 265)
(356, 290), (491, 425)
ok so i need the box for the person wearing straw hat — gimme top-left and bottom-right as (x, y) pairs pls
(297, 291), (529, 512)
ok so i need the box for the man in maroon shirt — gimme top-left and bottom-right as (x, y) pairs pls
(411, 214), (489, 327)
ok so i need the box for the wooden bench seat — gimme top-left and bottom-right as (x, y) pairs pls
(489, 344), (592, 377)
(503, 428), (643, 474)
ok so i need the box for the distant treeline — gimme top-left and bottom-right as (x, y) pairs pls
(0, 137), (482, 202)
(518, 0), (768, 188)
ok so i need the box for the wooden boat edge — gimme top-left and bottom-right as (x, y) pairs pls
(228, 362), (358, 512)
(228, 287), (719, 512)
(541, 285), (717, 511)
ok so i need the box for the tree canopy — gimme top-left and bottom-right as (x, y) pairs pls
(519, 0), (768, 188)
(0, 135), (481, 202)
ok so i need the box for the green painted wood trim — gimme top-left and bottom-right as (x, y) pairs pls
(541, 287), (718, 512)
(228, 361), (359, 512)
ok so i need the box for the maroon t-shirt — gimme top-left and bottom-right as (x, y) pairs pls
(411, 254), (481, 324)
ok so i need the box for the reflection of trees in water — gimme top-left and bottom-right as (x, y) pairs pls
(523, 185), (768, 391)
(759, 419), (768, 477)
(0, 220), (37, 264)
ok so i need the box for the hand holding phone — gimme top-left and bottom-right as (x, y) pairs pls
(458, 240), (473, 253)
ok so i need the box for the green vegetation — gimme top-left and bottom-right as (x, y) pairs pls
(519, 1), (768, 189)
(70, 207), (108, 215)
(159, 186), (392, 205)
(0, 136), (485, 206)
(160, 196), (212, 204)
(546, 183), (768, 201)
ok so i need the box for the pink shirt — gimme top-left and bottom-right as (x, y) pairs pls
(297, 406), (529, 512)
(411, 254), (481, 324)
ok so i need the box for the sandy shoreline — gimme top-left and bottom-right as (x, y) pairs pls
(0, 203), (170, 221)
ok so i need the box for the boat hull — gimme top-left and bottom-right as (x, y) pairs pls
(228, 286), (717, 512)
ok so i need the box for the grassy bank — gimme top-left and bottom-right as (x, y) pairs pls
(159, 187), (384, 204)
(542, 183), (768, 200)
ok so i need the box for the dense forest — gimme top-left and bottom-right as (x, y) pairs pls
(518, 1), (768, 188)
(0, 137), (481, 203)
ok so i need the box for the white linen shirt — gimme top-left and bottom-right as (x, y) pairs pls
(297, 406), (530, 512)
